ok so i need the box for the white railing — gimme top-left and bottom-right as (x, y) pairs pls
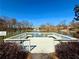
(4, 32), (79, 53)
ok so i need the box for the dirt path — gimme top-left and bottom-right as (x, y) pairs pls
(31, 53), (51, 59)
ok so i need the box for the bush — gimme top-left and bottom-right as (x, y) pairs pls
(55, 42), (79, 59)
(0, 42), (29, 59)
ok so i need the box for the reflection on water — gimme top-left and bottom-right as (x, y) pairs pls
(26, 32), (50, 37)
(62, 36), (71, 40)
(26, 32), (76, 40)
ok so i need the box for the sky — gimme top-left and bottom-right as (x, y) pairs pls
(0, 0), (79, 26)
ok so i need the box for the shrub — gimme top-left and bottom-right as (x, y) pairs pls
(55, 42), (79, 59)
